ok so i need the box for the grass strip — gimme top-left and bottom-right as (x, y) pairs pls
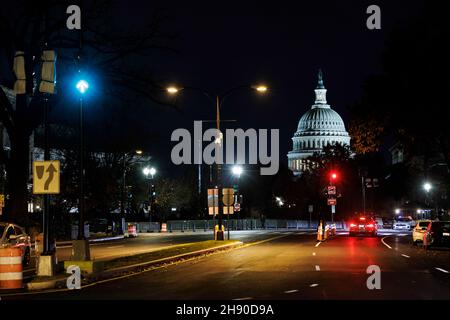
(103, 240), (239, 270)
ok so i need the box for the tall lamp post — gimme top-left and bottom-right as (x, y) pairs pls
(143, 167), (156, 223)
(232, 165), (243, 230)
(423, 182), (432, 218)
(73, 78), (91, 261)
(119, 149), (144, 234)
(166, 84), (267, 240)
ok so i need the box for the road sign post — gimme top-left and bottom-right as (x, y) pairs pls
(222, 188), (234, 240)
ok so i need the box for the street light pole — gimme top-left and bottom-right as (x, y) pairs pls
(72, 78), (91, 261)
(43, 97), (51, 254)
(215, 96), (225, 241)
(78, 95), (85, 240)
(166, 84), (268, 241)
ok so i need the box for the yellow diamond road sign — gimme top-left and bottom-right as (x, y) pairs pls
(33, 161), (60, 194)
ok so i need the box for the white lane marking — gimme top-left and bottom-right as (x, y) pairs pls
(233, 297), (253, 300)
(310, 283), (319, 287)
(315, 265), (320, 271)
(435, 267), (450, 274)
(284, 289), (298, 294)
(401, 254), (410, 258)
(107, 245), (125, 249)
(381, 236), (393, 249)
(315, 242), (322, 247)
(312, 252), (316, 256)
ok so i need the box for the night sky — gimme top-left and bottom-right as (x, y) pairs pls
(58, 1), (425, 177)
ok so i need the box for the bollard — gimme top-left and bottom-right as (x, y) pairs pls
(0, 247), (23, 289)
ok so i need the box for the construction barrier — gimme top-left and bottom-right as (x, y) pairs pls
(0, 247), (23, 289)
(161, 223), (167, 233)
(329, 224), (336, 237)
(214, 224), (225, 240)
(127, 223), (138, 237)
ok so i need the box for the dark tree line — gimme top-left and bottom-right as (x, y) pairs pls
(0, 1), (176, 222)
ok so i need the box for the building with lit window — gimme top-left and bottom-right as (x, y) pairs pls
(287, 70), (350, 175)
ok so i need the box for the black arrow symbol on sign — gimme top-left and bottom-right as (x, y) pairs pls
(44, 164), (57, 190)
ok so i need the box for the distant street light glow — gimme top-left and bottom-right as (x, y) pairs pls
(149, 167), (156, 176)
(395, 208), (400, 214)
(167, 87), (179, 94)
(423, 182), (432, 192)
(76, 80), (89, 94)
(232, 165), (243, 177)
(256, 85), (268, 92)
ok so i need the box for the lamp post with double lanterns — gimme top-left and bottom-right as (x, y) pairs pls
(143, 167), (156, 224)
(166, 85), (268, 240)
(232, 165), (243, 228)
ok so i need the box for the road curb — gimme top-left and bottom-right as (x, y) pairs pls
(54, 235), (125, 247)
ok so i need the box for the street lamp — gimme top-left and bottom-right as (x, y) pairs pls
(166, 84), (267, 241)
(232, 165), (243, 178)
(76, 79), (88, 240)
(72, 77), (91, 261)
(423, 182), (432, 193)
(143, 167), (156, 223)
(120, 149), (145, 234)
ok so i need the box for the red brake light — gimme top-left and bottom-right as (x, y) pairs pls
(367, 224), (374, 228)
(350, 223), (357, 227)
(359, 217), (366, 221)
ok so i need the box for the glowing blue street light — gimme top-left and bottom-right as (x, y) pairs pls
(76, 79), (89, 94)
(423, 182), (432, 193)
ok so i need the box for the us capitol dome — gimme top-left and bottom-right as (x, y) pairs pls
(287, 70), (350, 175)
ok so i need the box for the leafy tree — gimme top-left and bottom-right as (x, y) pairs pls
(0, 1), (174, 222)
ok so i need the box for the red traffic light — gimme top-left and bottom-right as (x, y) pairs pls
(330, 171), (338, 180)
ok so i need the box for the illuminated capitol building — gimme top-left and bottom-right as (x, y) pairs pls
(287, 70), (350, 176)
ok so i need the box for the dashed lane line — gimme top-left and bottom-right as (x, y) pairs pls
(315, 242), (322, 247)
(233, 297), (253, 300)
(284, 290), (299, 294)
(315, 265), (320, 271)
(310, 284), (319, 287)
(401, 254), (410, 258)
(312, 252), (316, 256)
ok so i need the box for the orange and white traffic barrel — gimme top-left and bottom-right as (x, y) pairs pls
(317, 223), (323, 241)
(127, 224), (137, 237)
(161, 223), (167, 232)
(0, 247), (23, 289)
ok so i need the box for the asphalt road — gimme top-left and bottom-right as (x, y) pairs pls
(13, 229), (450, 300)
(25, 230), (306, 273)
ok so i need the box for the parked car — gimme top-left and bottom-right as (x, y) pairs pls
(89, 218), (116, 235)
(423, 221), (450, 250)
(374, 217), (384, 229)
(0, 222), (32, 266)
(393, 217), (413, 230)
(412, 220), (431, 245)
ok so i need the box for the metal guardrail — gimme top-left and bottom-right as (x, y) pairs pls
(127, 219), (346, 232)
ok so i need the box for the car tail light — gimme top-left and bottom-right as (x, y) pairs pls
(367, 224), (374, 228)
(350, 223), (357, 228)
(359, 217), (366, 221)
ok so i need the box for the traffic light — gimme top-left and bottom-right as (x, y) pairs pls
(330, 171), (338, 181)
